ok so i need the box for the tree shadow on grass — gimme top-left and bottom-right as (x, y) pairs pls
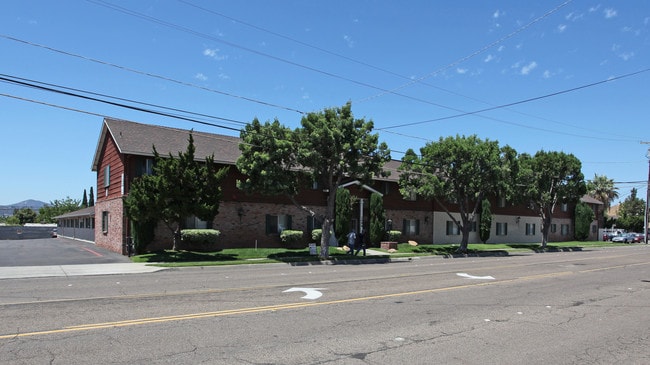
(138, 250), (238, 263)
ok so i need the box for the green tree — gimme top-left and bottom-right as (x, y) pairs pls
(479, 199), (492, 243)
(124, 133), (229, 250)
(616, 188), (645, 232)
(81, 189), (88, 208)
(237, 102), (390, 258)
(586, 174), (618, 213)
(89, 187), (95, 207)
(335, 188), (352, 243)
(369, 192), (385, 246)
(14, 208), (37, 225)
(398, 135), (514, 253)
(516, 151), (586, 248)
(37, 197), (81, 223)
(574, 202), (595, 241)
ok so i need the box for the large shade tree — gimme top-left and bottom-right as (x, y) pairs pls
(237, 102), (390, 258)
(398, 135), (517, 253)
(124, 133), (229, 250)
(616, 188), (645, 233)
(516, 151), (586, 248)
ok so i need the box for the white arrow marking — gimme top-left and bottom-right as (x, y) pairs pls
(457, 273), (495, 280)
(283, 287), (325, 300)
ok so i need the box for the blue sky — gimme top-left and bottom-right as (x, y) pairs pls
(1, 0), (649, 207)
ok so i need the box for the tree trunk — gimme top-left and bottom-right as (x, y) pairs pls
(540, 212), (551, 249)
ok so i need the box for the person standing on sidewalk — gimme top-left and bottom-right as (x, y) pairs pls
(354, 229), (366, 256)
(346, 229), (356, 255)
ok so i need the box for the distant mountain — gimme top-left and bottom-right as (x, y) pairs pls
(0, 200), (48, 217)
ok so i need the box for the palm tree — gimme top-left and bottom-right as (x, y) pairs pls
(586, 174), (619, 212)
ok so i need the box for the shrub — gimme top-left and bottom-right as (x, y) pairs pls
(387, 230), (402, 241)
(311, 229), (322, 242)
(179, 229), (220, 252)
(280, 230), (304, 246)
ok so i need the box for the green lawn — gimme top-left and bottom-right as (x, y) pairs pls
(131, 240), (630, 267)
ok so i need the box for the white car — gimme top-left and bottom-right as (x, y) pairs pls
(612, 233), (634, 243)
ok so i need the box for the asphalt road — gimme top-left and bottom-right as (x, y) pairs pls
(0, 237), (131, 266)
(1, 245), (649, 364)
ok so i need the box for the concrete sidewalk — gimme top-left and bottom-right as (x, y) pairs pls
(0, 263), (167, 279)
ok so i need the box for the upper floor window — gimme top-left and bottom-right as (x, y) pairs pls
(497, 196), (507, 208)
(103, 165), (110, 187)
(561, 203), (568, 212)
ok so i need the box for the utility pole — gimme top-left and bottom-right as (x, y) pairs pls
(642, 142), (650, 244)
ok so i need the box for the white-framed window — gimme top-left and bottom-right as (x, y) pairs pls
(446, 221), (460, 235)
(306, 215), (322, 231)
(561, 203), (568, 212)
(103, 165), (110, 187)
(266, 214), (292, 234)
(525, 223), (536, 235)
(550, 224), (557, 233)
(403, 219), (420, 235)
(496, 222), (508, 236)
(101, 211), (109, 233)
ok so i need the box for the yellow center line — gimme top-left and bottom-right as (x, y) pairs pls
(1, 260), (647, 340)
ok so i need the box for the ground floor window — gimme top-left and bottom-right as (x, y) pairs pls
(551, 224), (557, 233)
(561, 224), (570, 236)
(496, 222), (508, 236)
(525, 223), (536, 236)
(101, 211), (109, 233)
(446, 221), (459, 235)
(403, 219), (420, 235)
(266, 214), (292, 234)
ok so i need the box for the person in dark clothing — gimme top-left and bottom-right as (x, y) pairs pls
(346, 229), (356, 255)
(354, 229), (366, 256)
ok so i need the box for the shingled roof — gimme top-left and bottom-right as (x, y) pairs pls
(91, 117), (401, 182)
(91, 118), (242, 171)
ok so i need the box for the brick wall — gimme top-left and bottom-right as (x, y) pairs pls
(94, 198), (124, 253)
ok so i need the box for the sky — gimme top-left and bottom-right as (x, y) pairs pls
(1, 0), (649, 207)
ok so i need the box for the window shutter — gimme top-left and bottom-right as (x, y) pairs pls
(416, 220), (420, 235)
(402, 219), (407, 233)
(287, 215), (292, 229)
(265, 214), (272, 234)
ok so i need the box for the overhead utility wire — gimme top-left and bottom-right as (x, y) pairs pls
(0, 74), (247, 128)
(179, 0), (598, 138)
(379, 68), (650, 132)
(357, 0), (573, 103)
(0, 75), (242, 132)
(0, 34), (304, 115)
(85, 0), (480, 110)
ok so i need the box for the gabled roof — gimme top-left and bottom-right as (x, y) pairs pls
(91, 118), (242, 171)
(580, 195), (604, 205)
(90, 118), (401, 182)
(53, 206), (95, 219)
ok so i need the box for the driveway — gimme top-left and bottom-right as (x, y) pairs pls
(0, 237), (131, 267)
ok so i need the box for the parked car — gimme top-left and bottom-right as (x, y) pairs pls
(612, 233), (635, 243)
(51, 228), (57, 238)
(632, 233), (644, 243)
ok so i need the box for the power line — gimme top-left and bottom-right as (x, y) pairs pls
(378, 68), (650, 141)
(0, 73), (247, 128)
(0, 33), (305, 115)
(83, 0), (508, 110)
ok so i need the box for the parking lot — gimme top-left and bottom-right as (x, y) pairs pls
(0, 237), (131, 267)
